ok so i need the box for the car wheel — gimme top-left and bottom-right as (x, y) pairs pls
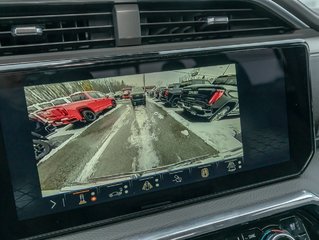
(33, 139), (51, 162)
(82, 110), (97, 122)
(171, 98), (179, 107)
(211, 105), (231, 121)
(112, 100), (117, 108)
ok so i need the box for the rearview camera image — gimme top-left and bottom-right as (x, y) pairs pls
(25, 64), (242, 196)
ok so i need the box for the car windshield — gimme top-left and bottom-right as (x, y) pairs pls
(52, 99), (67, 105)
(88, 92), (104, 99)
(168, 83), (180, 88)
(213, 76), (237, 86)
(299, 0), (319, 14)
(70, 93), (88, 102)
(180, 79), (210, 87)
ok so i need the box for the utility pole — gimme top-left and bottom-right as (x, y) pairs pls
(105, 78), (112, 93)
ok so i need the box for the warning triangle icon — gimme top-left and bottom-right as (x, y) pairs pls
(142, 181), (153, 191)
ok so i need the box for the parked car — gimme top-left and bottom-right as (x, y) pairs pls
(131, 87), (146, 107)
(114, 91), (123, 99)
(50, 97), (72, 106)
(121, 87), (132, 99)
(37, 102), (54, 109)
(32, 131), (54, 162)
(28, 102), (57, 131)
(37, 91), (116, 126)
(29, 114), (56, 137)
(121, 90), (130, 99)
(154, 86), (166, 99)
(162, 79), (212, 107)
(27, 104), (42, 114)
(212, 74), (239, 116)
(179, 81), (238, 121)
(148, 87), (156, 98)
(27, 102), (54, 114)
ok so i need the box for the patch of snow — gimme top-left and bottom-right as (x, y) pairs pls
(181, 130), (189, 136)
(75, 106), (130, 183)
(189, 121), (241, 153)
(153, 111), (164, 120)
(150, 99), (242, 155)
(129, 108), (160, 171)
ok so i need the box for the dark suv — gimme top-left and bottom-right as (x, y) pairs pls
(179, 76), (238, 121)
(131, 87), (146, 107)
(162, 79), (211, 107)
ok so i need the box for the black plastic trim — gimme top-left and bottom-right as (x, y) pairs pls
(0, 29), (317, 66)
(113, 4), (141, 46)
(136, 0), (308, 29)
(274, 0), (319, 32)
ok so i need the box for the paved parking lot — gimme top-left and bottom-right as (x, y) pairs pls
(38, 98), (241, 193)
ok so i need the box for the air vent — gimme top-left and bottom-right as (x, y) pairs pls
(140, 1), (295, 45)
(0, 5), (115, 56)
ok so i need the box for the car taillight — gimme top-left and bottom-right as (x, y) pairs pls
(208, 90), (225, 105)
(57, 108), (68, 115)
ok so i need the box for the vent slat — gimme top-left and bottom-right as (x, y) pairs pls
(0, 5), (115, 56)
(140, 1), (294, 45)
(0, 12), (112, 21)
(43, 25), (114, 33)
(142, 26), (288, 39)
(229, 17), (271, 22)
(140, 9), (253, 14)
(141, 21), (206, 26)
(0, 31), (11, 37)
(141, 18), (271, 27)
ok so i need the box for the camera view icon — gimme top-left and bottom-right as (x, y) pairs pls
(108, 188), (123, 198)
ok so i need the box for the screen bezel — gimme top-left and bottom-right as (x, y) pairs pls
(0, 42), (314, 240)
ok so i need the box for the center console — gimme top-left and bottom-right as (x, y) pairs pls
(0, 40), (315, 239)
(192, 209), (316, 240)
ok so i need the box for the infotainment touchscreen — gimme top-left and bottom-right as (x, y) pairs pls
(0, 44), (313, 235)
(25, 64), (243, 197)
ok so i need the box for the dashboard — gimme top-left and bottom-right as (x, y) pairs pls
(0, 0), (319, 240)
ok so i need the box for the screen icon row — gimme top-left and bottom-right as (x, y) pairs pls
(46, 158), (244, 211)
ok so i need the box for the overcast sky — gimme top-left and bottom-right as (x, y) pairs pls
(105, 64), (236, 87)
